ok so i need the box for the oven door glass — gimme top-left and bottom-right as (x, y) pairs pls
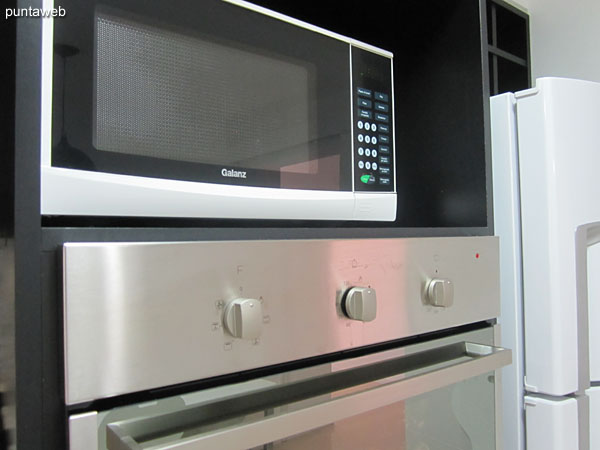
(258, 371), (496, 450)
(51, 0), (352, 191)
(69, 327), (510, 450)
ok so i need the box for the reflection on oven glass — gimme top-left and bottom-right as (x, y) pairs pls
(94, 359), (495, 449)
(250, 372), (494, 450)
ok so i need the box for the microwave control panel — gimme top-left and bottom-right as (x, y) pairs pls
(352, 46), (395, 192)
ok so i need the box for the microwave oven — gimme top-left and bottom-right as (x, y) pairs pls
(41, 0), (396, 221)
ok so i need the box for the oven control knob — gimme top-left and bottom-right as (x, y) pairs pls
(223, 298), (263, 340)
(426, 279), (454, 307)
(342, 287), (377, 322)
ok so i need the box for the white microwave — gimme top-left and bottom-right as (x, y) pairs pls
(41, 0), (396, 221)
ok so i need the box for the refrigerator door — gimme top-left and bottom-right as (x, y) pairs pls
(526, 388), (600, 450)
(490, 92), (525, 450)
(524, 395), (583, 450)
(516, 77), (600, 396)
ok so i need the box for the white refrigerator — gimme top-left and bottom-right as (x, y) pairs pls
(491, 77), (600, 450)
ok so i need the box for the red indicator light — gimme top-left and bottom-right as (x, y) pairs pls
(475, 253), (480, 259)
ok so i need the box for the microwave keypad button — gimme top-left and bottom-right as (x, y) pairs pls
(375, 92), (389, 102)
(356, 88), (392, 190)
(357, 87), (372, 98)
(360, 174), (376, 185)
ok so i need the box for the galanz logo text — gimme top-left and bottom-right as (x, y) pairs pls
(221, 168), (247, 179)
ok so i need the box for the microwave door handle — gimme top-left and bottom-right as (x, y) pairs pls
(106, 342), (511, 450)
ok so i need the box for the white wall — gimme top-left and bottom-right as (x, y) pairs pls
(514, 0), (600, 83)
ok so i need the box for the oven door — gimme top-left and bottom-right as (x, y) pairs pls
(68, 327), (510, 450)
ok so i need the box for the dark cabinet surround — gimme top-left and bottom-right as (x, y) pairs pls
(248, 0), (493, 231)
(4, 1), (498, 448)
(486, 0), (531, 95)
(39, 0), (494, 232)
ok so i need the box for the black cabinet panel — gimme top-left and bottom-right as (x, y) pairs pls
(495, 4), (528, 59)
(497, 57), (530, 95)
(252, 0), (490, 228)
(487, 0), (531, 95)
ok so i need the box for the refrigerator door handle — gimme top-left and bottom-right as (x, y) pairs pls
(106, 342), (511, 450)
(578, 394), (591, 450)
(574, 222), (600, 395)
(585, 224), (600, 247)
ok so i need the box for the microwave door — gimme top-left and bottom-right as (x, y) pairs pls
(42, 0), (403, 220)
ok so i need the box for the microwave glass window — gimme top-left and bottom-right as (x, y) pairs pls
(95, 13), (318, 174)
(52, 0), (354, 193)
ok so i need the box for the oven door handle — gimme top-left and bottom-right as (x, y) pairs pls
(106, 342), (511, 450)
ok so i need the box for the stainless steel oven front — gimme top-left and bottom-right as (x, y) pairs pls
(63, 237), (510, 449)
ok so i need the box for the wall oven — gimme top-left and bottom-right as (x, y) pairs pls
(62, 236), (510, 449)
(42, 0), (396, 221)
